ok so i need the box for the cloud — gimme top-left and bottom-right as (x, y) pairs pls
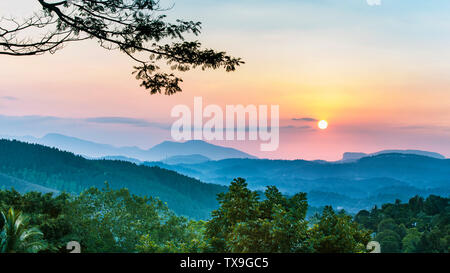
(1, 96), (18, 101)
(366, 0), (381, 6)
(85, 116), (170, 129)
(395, 125), (450, 132)
(0, 114), (169, 149)
(281, 125), (315, 131)
(292, 117), (318, 122)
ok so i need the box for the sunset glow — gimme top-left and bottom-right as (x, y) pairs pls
(0, 1), (449, 161)
(318, 120), (328, 130)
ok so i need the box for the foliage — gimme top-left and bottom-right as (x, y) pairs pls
(309, 207), (371, 253)
(0, 208), (46, 253)
(355, 195), (449, 253)
(0, 190), (72, 252)
(0, 177), (447, 253)
(67, 184), (201, 253)
(0, 0), (243, 94)
(136, 220), (208, 253)
(0, 186), (208, 253)
(205, 178), (369, 253)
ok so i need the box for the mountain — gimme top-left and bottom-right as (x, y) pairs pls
(341, 149), (445, 162)
(341, 152), (367, 162)
(0, 172), (59, 194)
(151, 140), (256, 160)
(162, 154), (210, 165)
(38, 133), (152, 160)
(2, 133), (256, 162)
(101, 155), (142, 165)
(143, 153), (450, 213)
(0, 139), (227, 219)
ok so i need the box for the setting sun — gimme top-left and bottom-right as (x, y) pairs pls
(318, 120), (328, 130)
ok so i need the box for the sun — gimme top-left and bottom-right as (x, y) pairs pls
(318, 120), (328, 130)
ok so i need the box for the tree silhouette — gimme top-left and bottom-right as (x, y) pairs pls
(0, 0), (244, 94)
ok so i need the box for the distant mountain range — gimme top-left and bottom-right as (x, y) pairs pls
(0, 139), (227, 219)
(2, 133), (446, 164)
(1, 133), (256, 161)
(144, 154), (450, 213)
(341, 150), (446, 162)
(162, 154), (211, 165)
(1, 134), (448, 214)
(101, 154), (211, 165)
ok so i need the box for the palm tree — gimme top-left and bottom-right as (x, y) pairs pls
(0, 208), (46, 253)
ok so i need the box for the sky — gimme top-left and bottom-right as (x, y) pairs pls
(0, 0), (450, 160)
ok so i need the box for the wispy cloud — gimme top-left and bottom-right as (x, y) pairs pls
(281, 125), (315, 132)
(85, 116), (170, 129)
(1, 96), (19, 101)
(0, 114), (169, 149)
(395, 125), (450, 132)
(292, 117), (318, 122)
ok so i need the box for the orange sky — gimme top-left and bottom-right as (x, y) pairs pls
(1, 0), (449, 160)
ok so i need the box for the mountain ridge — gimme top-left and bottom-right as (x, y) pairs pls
(0, 139), (227, 219)
(341, 149), (446, 162)
(1, 133), (256, 162)
(143, 153), (450, 212)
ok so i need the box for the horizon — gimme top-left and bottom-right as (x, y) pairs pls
(0, 130), (448, 161)
(1, 0), (450, 160)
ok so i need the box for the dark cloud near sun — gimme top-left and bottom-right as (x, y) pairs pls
(281, 125), (315, 132)
(292, 117), (318, 122)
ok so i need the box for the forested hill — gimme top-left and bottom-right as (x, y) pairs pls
(145, 154), (450, 213)
(0, 139), (226, 219)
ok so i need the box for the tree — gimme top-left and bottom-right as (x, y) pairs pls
(0, 208), (47, 253)
(205, 178), (260, 252)
(206, 178), (311, 253)
(0, 189), (74, 252)
(408, 195), (424, 214)
(67, 183), (201, 253)
(136, 220), (208, 253)
(309, 207), (371, 253)
(354, 195), (450, 253)
(377, 218), (397, 233)
(402, 228), (422, 253)
(0, 0), (244, 94)
(416, 228), (449, 253)
(375, 230), (401, 253)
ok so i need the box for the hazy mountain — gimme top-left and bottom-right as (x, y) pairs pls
(38, 133), (151, 160)
(144, 153), (450, 213)
(341, 152), (367, 162)
(341, 149), (446, 162)
(2, 134), (448, 214)
(1, 133), (256, 162)
(101, 155), (142, 165)
(162, 154), (210, 165)
(0, 139), (227, 219)
(149, 140), (256, 160)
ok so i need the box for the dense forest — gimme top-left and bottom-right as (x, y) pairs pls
(355, 195), (449, 253)
(0, 179), (370, 253)
(1, 178), (448, 253)
(0, 139), (226, 219)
